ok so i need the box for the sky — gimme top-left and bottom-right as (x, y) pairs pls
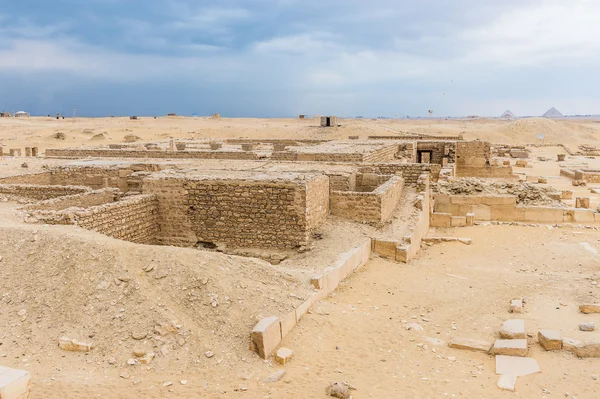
(0, 0), (598, 117)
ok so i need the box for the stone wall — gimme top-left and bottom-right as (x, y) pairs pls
(330, 176), (404, 224)
(142, 174), (329, 249)
(358, 163), (441, 185)
(45, 148), (260, 160)
(24, 189), (119, 212)
(574, 169), (600, 183)
(455, 141), (490, 167)
(455, 165), (515, 178)
(28, 194), (160, 244)
(0, 184), (91, 200)
(416, 141), (452, 165)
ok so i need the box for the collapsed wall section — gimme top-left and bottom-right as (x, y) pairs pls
(142, 173), (330, 249)
(359, 163), (442, 185)
(455, 141), (514, 178)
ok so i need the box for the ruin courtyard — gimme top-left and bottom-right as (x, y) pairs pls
(1, 116), (600, 398)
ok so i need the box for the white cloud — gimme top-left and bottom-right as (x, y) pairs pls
(253, 33), (338, 55)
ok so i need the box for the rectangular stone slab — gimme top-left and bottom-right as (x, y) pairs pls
(250, 316), (281, 359)
(492, 339), (528, 357)
(497, 374), (517, 392)
(538, 330), (562, 351)
(448, 338), (492, 353)
(579, 304), (600, 314)
(499, 319), (526, 339)
(496, 355), (540, 377)
(0, 366), (31, 399)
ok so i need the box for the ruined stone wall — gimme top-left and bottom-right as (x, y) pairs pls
(397, 142), (417, 161)
(574, 170), (600, 183)
(358, 163), (441, 185)
(368, 135), (464, 141)
(142, 175), (329, 249)
(28, 195), (160, 244)
(24, 189), (119, 211)
(417, 141), (447, 165)
(355, 173), (390, 192)
(0, 184), (91, 200)
(328, 173), (356, 192)
(0, 172), (53, 185)
(362, 145), (398, 163)
(305, 175), (330, 230)
(45, 148), (259, 160)
(330, 176), (404, 224)
(456, 141), (490, 167)
(455, 165), (515, 178)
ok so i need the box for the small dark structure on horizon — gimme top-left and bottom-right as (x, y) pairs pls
(320, 116), (338, 127)
(130, 116), (138, 120)
(299, 115), (306, 119)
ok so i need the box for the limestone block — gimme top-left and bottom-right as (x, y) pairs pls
(561, 190), (573, 200)
(472, 205), (492, 221)
(574, 209), (595, 223)
(448, 338), (492, 353)
(579, 304), (600, 314)
(451, 216), (467, 227)
(499, 319), (526, 339)
(58, 337), (93, 352)
(523, 206), (564, 223)
(279, 311), (297, 339)
(466, 213), (475, 226)
(510, 299), (523, 314)
(0, 366), (31, 399)
(557, 154), (566, 161)
(495, 355), (540, 377)
(572, 341), (600, 358)
(250, 316), (281, 359)
(395, 245), (408, 263)
(492, 339), (528, 357)
(562, 337), (583, 351)
(430, 212), (451, 227)
(538, 330), (562, 350)
(497, 375), (517, 392)
(576, 197), (591, 209)
(275, 347), (293, 365)
(323, 266), (340, 293)
(373, 240), (397, 260)
(515, 160), (528, 167)
(538, 177), (548, 184)
(579, 322), (595, 332)
(310, 275), (323, 289)
(295, 294), (315, 323)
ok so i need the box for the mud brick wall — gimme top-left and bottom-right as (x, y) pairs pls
(0, 184), (91, 200)
(355, 173), (390, 192)
(330, 176), (404, 224)
(142, 175), (329, 249)
(359, 163), (441, 185)
(28, 195), (159, 244)
(24, 189), (119, 211)
(362, 145), (398, 163)
(74, 195), (159, 244)
(328, 173), (357, 192)
(45, 148), (259, 160)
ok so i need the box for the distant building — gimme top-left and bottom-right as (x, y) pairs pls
(0, 112), (10, 117)
(542, 107), (563, 118)
(299, 115), (306, 119)
(320, 116), (338, 127)
(14, 111), (30, 118)
(501, 110), (516, 119)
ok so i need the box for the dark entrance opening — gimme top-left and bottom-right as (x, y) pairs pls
(417, 150), (433, 163)
(325, 117), (331, 127)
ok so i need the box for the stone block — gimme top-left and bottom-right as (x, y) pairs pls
(323, 266), (340, 293)
(497, 375), (517, 392)
(523, 206), (564, 223)
(492, 339), (528, 357)
(538, 330), (562, 350)
(279, 312), (296, 339)
(515, 160), (528, 167)
(430, 212), (451, 227)
(561, 190), (573, 200)
(373, 240), (397, 260)
(0, 366), (31, 399)
(557, 154), (566, 161)
(466, 213), (475, 226)
(576, 197), (591, 209)
(572, 341), (600, 358)
(538, 177), (547, 184)
(579, 304), (600, 314)
(295, 295), (315, 323)
(58, 337), (93, 352)
(574, 209), (595, 223)
(395, 246), (408, 263)
(250, 316), (281, 359)
(510, 299), (523, 314)
(275, 347), (293, 365)
(579, 322), (595, 332)
(310, 274), (323, 289)
(499, 319), (526, 339)
(562, 337), (583, 351)
(451, 216), (467, 227)
(448, 337), (492, 353)
(495, 355), (540, 377)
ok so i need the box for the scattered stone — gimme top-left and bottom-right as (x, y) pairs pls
(119, 371), (130, 379)
(275, 347), (293, 365)
(21, 163), (28, 169)
(127, 359), (138, 366)
(139, 352), (155, 364)
(492, 339), (528, 357)
(499, 319), (526, 339)
(163, 381), (173, 387)
(264, 369), (286, 383)
(579, 322), (596, 332)
(108, 357), (117, 365)
(448, 338), (492, 353)
(562, 337), (583, 351)
(133, 348), (147, 357)
(205, 351), (214, 358)
(405, 323), (424, 331)
(572, 342), (600, 358)
(579, 304), (600, 314)
(131, 332), (147, 340)
(325, 382), (351, 399)
(180, 380), (188, 385)
(497, 375), (517, 392)
(57, 337), (93, 352)
(510, 299), (523, 314)
(538, 330), (562, 350)
(496, 355), (541, 377)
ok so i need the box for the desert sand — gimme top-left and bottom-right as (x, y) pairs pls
(1, 116), (600, 398)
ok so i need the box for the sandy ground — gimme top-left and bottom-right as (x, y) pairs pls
(2, 116), (600, 154)
(1, 117), (600, 398)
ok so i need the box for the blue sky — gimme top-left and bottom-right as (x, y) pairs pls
(0, 0), (598, 117)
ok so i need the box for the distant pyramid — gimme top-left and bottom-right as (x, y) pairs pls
(542, 107), (563, 118)
(501, 110), (516, 119)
